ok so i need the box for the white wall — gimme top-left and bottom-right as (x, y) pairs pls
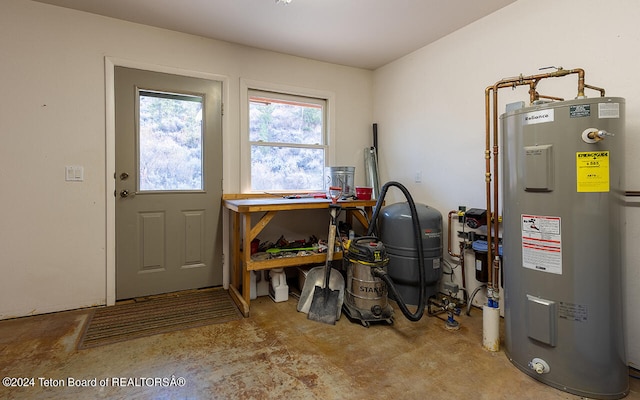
(0, 0), (373, 318)
(373, 0), (640, 366)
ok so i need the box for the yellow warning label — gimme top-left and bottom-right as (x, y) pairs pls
(576, 151), (609, 192)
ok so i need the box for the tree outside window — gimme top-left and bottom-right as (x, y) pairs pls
(138, 91), (204, 191)
(249, 90), (327, 192)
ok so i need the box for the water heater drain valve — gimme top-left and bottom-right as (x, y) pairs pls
(528, 358), (550, 374)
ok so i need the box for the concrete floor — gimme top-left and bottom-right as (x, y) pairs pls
(1, 293), (638, 400)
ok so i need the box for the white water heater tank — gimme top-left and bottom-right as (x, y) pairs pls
(502, 97), (628, 399)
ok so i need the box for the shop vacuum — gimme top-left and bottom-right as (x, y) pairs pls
(342, 181), (443, 326)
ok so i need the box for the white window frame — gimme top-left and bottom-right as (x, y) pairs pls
(240, 78), (336, 193)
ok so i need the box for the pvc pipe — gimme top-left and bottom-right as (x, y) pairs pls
(483, 305), (500, 352)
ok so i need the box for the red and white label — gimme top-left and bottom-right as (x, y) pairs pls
(521, 214), (562, 275)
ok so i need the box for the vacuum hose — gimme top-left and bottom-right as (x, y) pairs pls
(366, 181), (426, 322)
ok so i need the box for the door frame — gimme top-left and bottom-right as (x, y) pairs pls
(105, 57), (230, 306)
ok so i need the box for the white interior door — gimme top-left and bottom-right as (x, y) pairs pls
(115, 67), (223, 300)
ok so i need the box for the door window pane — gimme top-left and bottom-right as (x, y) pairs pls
(138, 90), (204, 191)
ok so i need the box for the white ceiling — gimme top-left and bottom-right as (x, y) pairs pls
(33, 0), (515, 70)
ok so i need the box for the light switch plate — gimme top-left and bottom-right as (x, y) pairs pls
(65, 166), (84, 181)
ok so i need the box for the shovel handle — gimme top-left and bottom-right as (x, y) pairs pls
(324, 224), (336, 288)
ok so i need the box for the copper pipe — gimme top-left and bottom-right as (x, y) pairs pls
(492, 82), (501, 294)
(575, 68), (586, 97)
(537, 94), (565, 102)
(585, 83), (606, 97)
(529, 79), (542, 103)
(484, 86), (493, 284)
(491, 84), (498, 294)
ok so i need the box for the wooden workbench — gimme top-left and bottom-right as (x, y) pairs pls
(223, 196), (378, 316)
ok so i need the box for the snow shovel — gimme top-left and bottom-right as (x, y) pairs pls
(307, 205), (344, 325)
(296, 263), (344, 317)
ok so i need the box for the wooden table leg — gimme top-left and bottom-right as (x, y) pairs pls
(229, 285), (249, 317)
(228, 210), (249, 317)
(242, 212), (253, 311)
(231, 211), (240, 288)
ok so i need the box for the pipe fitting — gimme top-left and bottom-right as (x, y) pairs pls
(582, 128), (614, 143)
(371, 267), (386, 278)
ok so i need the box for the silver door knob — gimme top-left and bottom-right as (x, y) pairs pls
(120, 190), (130, 198)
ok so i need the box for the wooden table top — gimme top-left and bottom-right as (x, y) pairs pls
(223, 197), (379, 213)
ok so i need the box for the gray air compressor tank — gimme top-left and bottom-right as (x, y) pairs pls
(378, 202), (443, 306)
(502, 97), (627, 399)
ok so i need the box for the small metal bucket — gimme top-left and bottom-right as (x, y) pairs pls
(325, 166), (355, 197)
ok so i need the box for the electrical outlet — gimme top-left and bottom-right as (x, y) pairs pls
(65, 166), (84, 181)
(414, 170), (422, 183)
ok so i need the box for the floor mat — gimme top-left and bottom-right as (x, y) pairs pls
(77, 288), (242, 349)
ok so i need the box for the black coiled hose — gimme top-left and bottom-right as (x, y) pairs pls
(366, 181), (426, 322)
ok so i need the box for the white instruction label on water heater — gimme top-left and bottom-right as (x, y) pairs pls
(521, 214), (562, 275)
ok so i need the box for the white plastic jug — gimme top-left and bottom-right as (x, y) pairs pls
(269, 268), (288, 302)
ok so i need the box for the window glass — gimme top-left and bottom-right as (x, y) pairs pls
(138, 90), (204, 191)
(248, 90), (327, 192)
